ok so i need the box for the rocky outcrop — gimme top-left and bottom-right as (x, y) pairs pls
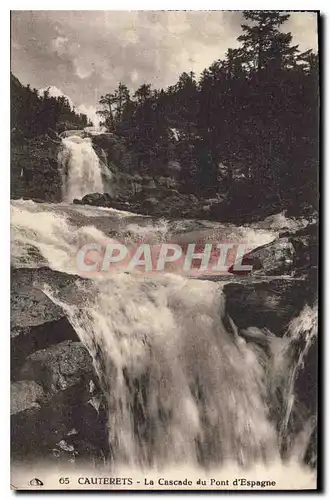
(73, 189), (213, 219)
(229, 222), (318, 277)
(20, 341), (95, 395)
(11, 268), (65, 327)
(10, 266), (107, 463)
(73, 192), (133, 212)
(11, 267), (81, 378)
(11, 380), (44, 414)
(11, 135), (62, 202)
(224, 222), (318, 334)
(72, 190), (135, 212)
(240, 237), (296, 276)
(73, 192), (113, 207)
(11, 317), (79, 381)
(11, 379), (107, 462)
(223, 278), (314, 336)
(285, 222), (318, 272)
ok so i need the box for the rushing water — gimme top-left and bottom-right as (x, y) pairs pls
(10, 136), (317, 484)
(58, 134), (104, 202)
(11, 199), (317, 477)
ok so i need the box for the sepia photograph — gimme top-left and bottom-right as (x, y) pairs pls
(10, 9), (319, 491)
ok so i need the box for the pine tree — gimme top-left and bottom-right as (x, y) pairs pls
(133, 83), (152, 104)
(238, 11), (296, 73)
(97, 93), (117, 131)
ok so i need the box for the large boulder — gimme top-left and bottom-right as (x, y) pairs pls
(75, 192), (113, 207)
(11, 380), (44, 414)
(11, 382), (105, 460)
(12, 340), (104, 461)
(10, 266), (108, 463)
(11, 268), (65, 328)
(73, 192), (133, 212)
(11, 267), (85, 329)
(287, 222), (318, 272)
(229, 222), (318, 277)
(234, 237), (296, 276)
(11, 319), (80, 382)
(20, 341), (95, 395)
(11, 268), (81, 378)
(223, 278), (315, 336)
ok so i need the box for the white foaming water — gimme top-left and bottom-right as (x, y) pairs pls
(58, 134), (104, 202)
(11, 201), (109, 272)
(11, 199), (317, 483)
(11, 199), (278, 275)
(44, 274), (279, 467)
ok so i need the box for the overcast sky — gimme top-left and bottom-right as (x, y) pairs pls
(11, 11), (318, 123)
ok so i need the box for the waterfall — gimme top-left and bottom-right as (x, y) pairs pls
(58, 133), (104, 202)
(11, 200), (317, 478)
(44, 274), (279, 468)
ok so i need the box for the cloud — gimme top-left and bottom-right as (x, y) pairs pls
(50, 34), (93, 80)
(76, 104), (100, 126)
(11, 11), (318, 112)
(38, 85), (75, 108)
(51, 36), (69, 56)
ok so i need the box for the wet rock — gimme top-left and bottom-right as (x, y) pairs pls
(60, 129), (85, 139)
(11, 268), (65, 328)
(229, 222), (318, 277)
(11, 267), (85, 329)
(141, 197), (158, 213)
(285, 303), (318, 417)
(74, 193), (133, 212)
(11, 318), (79, 381)
(232, 237), (295, 276)
(11, 386), (101, 460)
(11, 267), (82, 377)
(111, 200), (133, 211)
(20, 341), (95, 395)
(289, 222), (318, 272)
(223, 278), (314, 336)
(295, 338), (318, 415)
(11, 380), (44, 414)
(80, 192), (113, 207)
(11, 267), (102, 462)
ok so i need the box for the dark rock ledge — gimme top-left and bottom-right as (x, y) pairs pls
(11, 267), (108, 463)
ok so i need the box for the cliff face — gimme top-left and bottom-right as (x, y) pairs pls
(11, 135), (62, 202)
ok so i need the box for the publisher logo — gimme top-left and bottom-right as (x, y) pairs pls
(29, 478), (44, 486)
